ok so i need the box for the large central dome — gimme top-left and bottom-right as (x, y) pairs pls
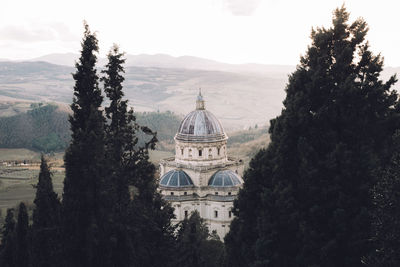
(175, 92), (227, 143)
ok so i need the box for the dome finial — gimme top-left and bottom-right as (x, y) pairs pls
(196, 88), (205, 110)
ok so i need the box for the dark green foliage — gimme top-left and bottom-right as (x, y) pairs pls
(31, 156), (61, 267)
(62, 23), (107, 267)
(0, 104), (69, 152)
(101, 45), (135, 266)
(0, 102), (181, 152)
(15, 203), (29, 267)
(0, 209), (16, 267)
(101, 44), (175, 267)
(175, 211), (225, 267)
(225, 148), (273, 267)
(368, 131), (400, 266)
(135, 111), (181, 142)
(226, 6), (399, 267)
(127, 158), (176, 267)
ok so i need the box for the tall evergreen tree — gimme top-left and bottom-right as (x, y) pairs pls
(0, 209), (16, 267)
(127, 158), (175, 267)
(226, 6), (399, 267)
(174, 211), (225, 267)
(102, 44), (131, 213)
(368, 131), (400, 266)
(62, 22), (107, 267)
(101, 44), (175, 267)
(15, 203), (30, 267)
(225, 149), (274, 267)
(101, 45), (134, 267)
(31, 155), (61, 267)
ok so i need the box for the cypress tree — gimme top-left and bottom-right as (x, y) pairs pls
(31, 155), (61, 267)
(368, 131), (400, 266)
(175, 211), (225, 267)
(101, 45), (134, 266)
(226, 6), (399, 267)
(175, 211), (208, 267)
(127, 159), (175, 267)
(62, 22), (107, 267)
(224, 148), (274, 267)
(102, 44), (131, 213)
(101, 44), (175, 267)
(15, 203), (30, 267)
(0, 209), (16, 267)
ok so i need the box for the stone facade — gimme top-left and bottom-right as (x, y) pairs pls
(158, 92), (244, 238)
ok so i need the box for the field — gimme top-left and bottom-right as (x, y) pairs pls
(0, 168), (64, 213)
(0, 149), (64, 214)
(0, 128), (270, 214)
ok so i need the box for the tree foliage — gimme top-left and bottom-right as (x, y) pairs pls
(101, 44), (134, 267)
(0, 104), (69, 152)
(15, 203), (30, 267)
(0, 209), (16, 267)
(101, 44), (175, 267)
(31, 156), (61, 267)
(175, 211), (225, 267)
(368, 131), (400, 266)
(0, 103), (182, 152)
(226, 6), (399, 267)
(135, 111), (181, 143)
(61, 22), (108, 267)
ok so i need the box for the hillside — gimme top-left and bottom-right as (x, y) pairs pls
(227, 127), (270, 167)
(0, 101), (269, 161)
(0, 104), (70, 152)
(0, 103), (183, 152)
(0, 60), (289, 129)
(136, 111), (182, 139)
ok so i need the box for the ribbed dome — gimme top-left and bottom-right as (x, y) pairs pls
(160, 170), (194, 187)
(175, 92), (227, 143)
(208, 170), (241, 187)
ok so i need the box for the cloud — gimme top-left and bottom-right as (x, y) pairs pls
(224, 0), (262, 16)
(0, 22), (78, 43)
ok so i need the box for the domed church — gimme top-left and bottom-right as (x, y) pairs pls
(159, 91), (244, 238)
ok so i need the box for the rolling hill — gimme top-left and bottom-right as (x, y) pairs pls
(0, 103), (184, 153)
(0, 59), (290, 129)
(3, 53), (399, 129)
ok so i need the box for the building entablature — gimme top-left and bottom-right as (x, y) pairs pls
(160, 157), (243, 172)
(162, 194), (237, 202)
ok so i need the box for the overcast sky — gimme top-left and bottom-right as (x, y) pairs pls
(1, 0), (399, 66)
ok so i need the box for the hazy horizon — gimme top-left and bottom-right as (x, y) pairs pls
(0, 52), (297, 67)
(2, 51), (400, 69)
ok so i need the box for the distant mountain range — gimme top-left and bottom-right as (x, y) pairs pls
(28, 53), (295, 76)
(0, 53), (399, 129)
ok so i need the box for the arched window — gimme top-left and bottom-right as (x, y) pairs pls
(199, 149), (202, 157)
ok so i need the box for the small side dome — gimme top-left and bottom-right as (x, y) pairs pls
(160, 170), (194, 187)
(208, 170), (241, 187)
